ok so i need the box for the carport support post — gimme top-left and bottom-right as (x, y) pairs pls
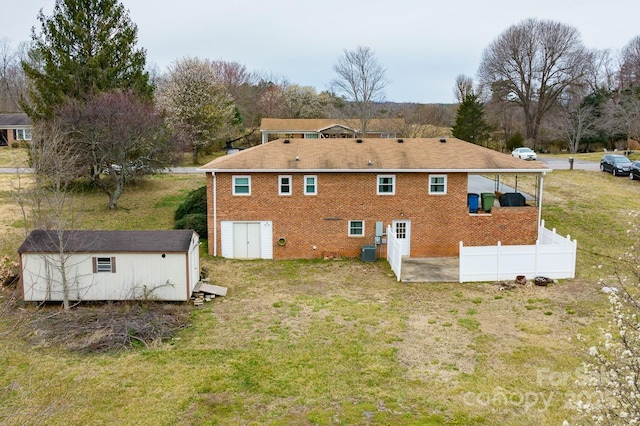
(537, 173), (545, 241)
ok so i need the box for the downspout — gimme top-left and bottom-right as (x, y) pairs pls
(213, 172), (218, 256)
(537, 172), (545, 241)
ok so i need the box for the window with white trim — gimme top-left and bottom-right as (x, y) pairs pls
(278, 175), (292, 195)
(348, 220), (365, 236)
(93, 257), (116, 273)
(429, 174), (447, 194)
(233, 175), (251, 195)
(304, 175), (317, 195)
(304, 133), (319, 139)
(377, 175), (395, 195)
(14, 128), (32, 141)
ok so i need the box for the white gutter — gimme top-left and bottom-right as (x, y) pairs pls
(197, 168), (552, 174)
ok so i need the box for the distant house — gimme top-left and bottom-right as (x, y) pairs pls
(198, 137), (551, 261)
(19, 230), (200, 302)
(260, 118), (403, 143)
(0, 113), (32, 146)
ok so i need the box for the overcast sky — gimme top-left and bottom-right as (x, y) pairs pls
(5, 0), (640, 103)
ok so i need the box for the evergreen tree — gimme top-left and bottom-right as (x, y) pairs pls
(21, 0), (152, 118)
(451, 93), (492, 145)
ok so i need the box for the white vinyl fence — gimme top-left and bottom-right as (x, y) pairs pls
(386, 225), (402, 281)
(459, 220), (577, 283)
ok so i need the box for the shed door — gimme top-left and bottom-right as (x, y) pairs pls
(233, 223), (261, 259)
(392, 220), (411, 256)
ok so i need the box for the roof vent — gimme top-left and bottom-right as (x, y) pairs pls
(284, 139), (290, 144)
(356, 139), (363, 143)
(440, 138), (447, 143)
(397, 138), (404, 143)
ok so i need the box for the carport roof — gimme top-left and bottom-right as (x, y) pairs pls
(199, 137), (550, 173)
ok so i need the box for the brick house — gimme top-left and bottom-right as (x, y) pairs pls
(260, 118), (402, 143)
(0, 113), (32, 147)
(199, 137), (550, 260)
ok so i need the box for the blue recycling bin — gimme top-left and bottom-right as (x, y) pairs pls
(467, 193), (479, 213)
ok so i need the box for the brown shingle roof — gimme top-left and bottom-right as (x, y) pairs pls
(199, 138), (549, 172)
(18, 230), (196, 254)
(260, 118), (399, 132)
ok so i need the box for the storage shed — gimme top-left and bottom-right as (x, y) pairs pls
(18, 230), (200, 302)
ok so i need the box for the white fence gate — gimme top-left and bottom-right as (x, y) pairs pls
(386, 225), (402, 281)
(459, 220), (577, 283)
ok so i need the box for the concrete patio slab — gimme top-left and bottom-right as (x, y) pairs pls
(401, 257), (459, 283)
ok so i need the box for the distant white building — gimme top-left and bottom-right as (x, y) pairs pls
(18, 230), (200, 302)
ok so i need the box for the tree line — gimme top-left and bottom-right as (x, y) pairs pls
(452, 18), (640, 154)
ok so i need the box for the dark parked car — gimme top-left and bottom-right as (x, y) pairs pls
(630, 161), (640, 181)
(600, 154), (632, 176)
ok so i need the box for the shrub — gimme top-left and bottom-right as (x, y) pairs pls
(174, 186), (207, 221)
(506, 132), (524, 152)
(174, 213), (207, 237)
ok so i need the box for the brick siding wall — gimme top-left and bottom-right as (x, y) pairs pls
(206, 172), (539, 259)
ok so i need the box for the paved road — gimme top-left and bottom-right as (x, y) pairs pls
(538, 156), (601, 171)
(0, 166), (203, 174)
(0, 159), (601, 174)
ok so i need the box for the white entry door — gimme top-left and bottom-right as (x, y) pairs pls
(392, 220), (411, 256)
(233, 222), (261, 259)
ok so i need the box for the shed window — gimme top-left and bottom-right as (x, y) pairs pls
(429, 175), (447, 194)
(93, 257), (116, 273)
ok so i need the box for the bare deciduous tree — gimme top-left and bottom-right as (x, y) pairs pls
(13, 118), (83, 309)
(478, 18), (589, 149)
(0, 38), (27, 112)
(618, 36), (640, 89)
(547, 94), (596, 153)
(59, 90), (175, 209)
(332, 46), (389, 137)
(453, 74), (474, 103)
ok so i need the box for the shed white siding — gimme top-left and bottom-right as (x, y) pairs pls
(20, 230), (200, 302)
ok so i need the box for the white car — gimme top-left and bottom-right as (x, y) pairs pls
(511, 147), (537, 160)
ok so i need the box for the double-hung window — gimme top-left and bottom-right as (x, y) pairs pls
(233, 176), (251, 196)
(377, 175), (395, 195)
(304, 175), (317, 195)
(348, 220), (365, 236)
(278, 175), (292, 195)
(428, 174), (447, 195)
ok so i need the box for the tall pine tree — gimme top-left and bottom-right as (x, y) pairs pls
(21, 0), (152, 118)
(451, 93), (492, 145)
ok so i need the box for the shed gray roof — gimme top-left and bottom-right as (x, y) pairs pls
(18, 230), (196, 254)
(0, 113), (32, 128)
